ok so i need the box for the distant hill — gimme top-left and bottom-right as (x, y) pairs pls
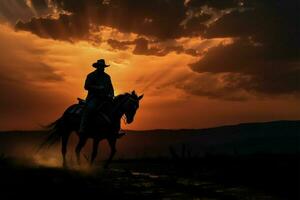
(0, 120), (299, 159)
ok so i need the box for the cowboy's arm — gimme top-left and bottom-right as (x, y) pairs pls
(108, 77), (114, 98)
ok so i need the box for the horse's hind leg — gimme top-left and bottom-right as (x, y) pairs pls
(104, 138), (116, 169)
(75, 135), (88, 165)
(90, 139), (100, 166)
(61, 131), (71, 168)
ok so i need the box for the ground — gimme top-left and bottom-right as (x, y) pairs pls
(0, 155), (298, 199)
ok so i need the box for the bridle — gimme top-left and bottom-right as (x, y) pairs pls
(94, 93), (139, 128)
(110, 94), (138, 119)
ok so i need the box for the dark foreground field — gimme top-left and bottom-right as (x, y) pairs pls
(0, 121), (299, 199)
(0, 154), (299, 200)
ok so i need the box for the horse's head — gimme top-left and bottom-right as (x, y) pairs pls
(122, 90), (143, 124)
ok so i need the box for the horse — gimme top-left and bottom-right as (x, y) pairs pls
(40, 91), (143, 168)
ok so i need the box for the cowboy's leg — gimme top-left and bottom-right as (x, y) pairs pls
(79, 98), (98, 133)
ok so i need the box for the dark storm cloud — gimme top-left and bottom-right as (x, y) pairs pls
(133, 38), (184, 56)
(186, 0), (300, 98)
(0, 0), (55, 25)
(204, 1), (300, 60)
(107, 38), (201, 56)
(176, 72), (252, 101)
(181, 15), (209, 36)
(15, 0), (212, 41)
(186, 0), (239, 10)
(30, 0), (48, 10)
(16, 14), (90, 41)
(0, 0), (34, 24)
(11, 0), (300, 99)
(53, 0), (187, 39)
(107, 39), (132, 50)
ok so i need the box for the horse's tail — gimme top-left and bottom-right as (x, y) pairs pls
(37, 116), (65, 152)
(37, 104), (77, 152)
(36, 104), (79, 153)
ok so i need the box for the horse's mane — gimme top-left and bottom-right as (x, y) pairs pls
(113, 92), (139, 106)
(113, 93), (130, 105)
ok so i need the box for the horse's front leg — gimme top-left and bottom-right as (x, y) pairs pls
(90, 139), (100, 166)
(104, 138), (116, 169)
(75, 135), (88, 165)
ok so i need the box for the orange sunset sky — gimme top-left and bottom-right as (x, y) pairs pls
(0, 0), (299, 130)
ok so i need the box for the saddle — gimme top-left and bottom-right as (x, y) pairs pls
(68, 97), (112, 124)
(67, 98), (86, 115)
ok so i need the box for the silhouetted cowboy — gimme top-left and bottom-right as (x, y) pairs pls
(79, 59), (114, 134)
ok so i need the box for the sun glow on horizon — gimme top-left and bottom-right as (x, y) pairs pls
(0, 21), (299, 130)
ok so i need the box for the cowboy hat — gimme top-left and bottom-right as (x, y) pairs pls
(92, 59), (110, 68)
